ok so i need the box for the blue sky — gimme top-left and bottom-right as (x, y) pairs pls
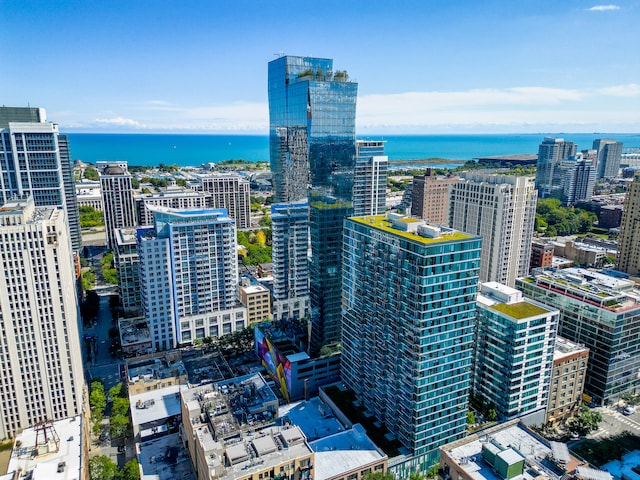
(1, 0), (639, 133)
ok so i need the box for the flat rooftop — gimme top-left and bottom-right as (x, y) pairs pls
(131, 385), (184, 428)
(127, 356), (187, 384)
(442, 422), (575, 480)
(218, 425), (312, 480)
(526, 267), (640, 312)
(7, 416), (83, 480)
(182, 373), (278, 441)
(182, 349), (235, 386)
(554, 337), (589, 362)
(311, 424), (387, 480)
(350, 214), (475, 245)
(279, 397), (345, 441)
(138, 433), (195, 480)
(120, 317), (152, 347)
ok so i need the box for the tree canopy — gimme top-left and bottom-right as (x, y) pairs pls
(535, 198), (597, 237)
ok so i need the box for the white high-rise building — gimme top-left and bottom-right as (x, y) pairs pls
(98, 161), (137, 249)
(353, 140), (387, 216)
(0, 107), (82, 254)
(138, 206), (246, 350)
(593, 138), (623, 179)
(0, 197), (84, 439)
(449, 172), (537, 287)
(271, 202), (310, 321)
(194, 173), (251, 229)
(135, 186), (211, 226)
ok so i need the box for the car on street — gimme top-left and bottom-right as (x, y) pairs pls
(623, 405), (636, 415)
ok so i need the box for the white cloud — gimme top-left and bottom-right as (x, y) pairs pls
(596, 83), (640, 97)
(62, 83), (640, 133)
(586, 4), (620, 11)
(94, 116), (143, 127)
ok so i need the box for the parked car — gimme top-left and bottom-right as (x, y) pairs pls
(623, 405), (636, 415)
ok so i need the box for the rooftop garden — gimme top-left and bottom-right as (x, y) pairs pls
(490, 301), (550, 319)
(351, 215), (474, 245)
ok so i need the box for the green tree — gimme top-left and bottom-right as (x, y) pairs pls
(119, 459), (141, 480)
(131, 177), (140, 189)
(90, 455), (118, 480)
(84, 167), (99, 181)
(109, 413), (129, 438)
(567, 405), (602, 437)
(90, 381), (107, 413)
(79, 206), (105, 228)
(176, 178), (187, 187)
(467, 411), (475, 425)
(82, 270), (96, 291)
(112, 397), (130, 417)
(100, 253), (118, 285)
(362, 473), (395, 480)
(487, 408), (498, 422)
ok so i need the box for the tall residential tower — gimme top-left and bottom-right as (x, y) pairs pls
(0, 197), (84, 439)
(342, 213), (481, 468)
(0, 107), (81, 253)
(268, 55), (357, 350)
(98, 161), (137, 250)
(271, 202), (310, 322)
(138, 206), (246, 350)
(617, 173), (640, 276)
(449, 172), (537, 287)
(535, 137), (577, 199)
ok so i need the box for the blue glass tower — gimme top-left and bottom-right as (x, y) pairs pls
(268, 56), (357, 350)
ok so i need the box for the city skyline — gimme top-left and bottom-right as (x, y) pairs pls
(2, 1), (639, 134)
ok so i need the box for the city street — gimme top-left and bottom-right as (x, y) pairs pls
(83, 294), (123, 390)
(588, 406), (640, 439)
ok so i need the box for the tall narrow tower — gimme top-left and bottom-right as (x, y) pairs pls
(0, 107), (82, 253)
(617, 173), (640, 275)
(535, 137), (577, 198)
(0, 197), (84, 439)
(271, 201), (310, 322)
(268, 55), (357, 350)
(98, 161), (137, 250)
(593, 138), (623, 179)
(353, 140), (388, 217)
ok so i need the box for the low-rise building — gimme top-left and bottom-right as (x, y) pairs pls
(5, 416), (87, 480)
(119, 317), (153, 357)
(255, 323), (341, 403)
(530, 241), (554, 270)
(547, 338), (589, 424)
(439, 420), (578, 480)
(550, 240), (607, 268)
(279, 397), (388, 480)
(238, 279), (271, 324)
(180, 374), (313, 480)
(126, 352), (188, 395)
(75, 181), (103, 210)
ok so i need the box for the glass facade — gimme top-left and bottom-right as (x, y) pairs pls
(516, 271), (640, 404)
(268, 56), (357, 350)
(341, 214), (481, 466)
(474, 289), (558, 420)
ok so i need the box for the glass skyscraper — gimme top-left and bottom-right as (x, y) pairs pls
(268, 55), (357, 350)
(342, 213), (481, 470)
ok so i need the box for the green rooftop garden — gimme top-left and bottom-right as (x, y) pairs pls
(490, 301), (550, 319)
(351, 215), (474, 245)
